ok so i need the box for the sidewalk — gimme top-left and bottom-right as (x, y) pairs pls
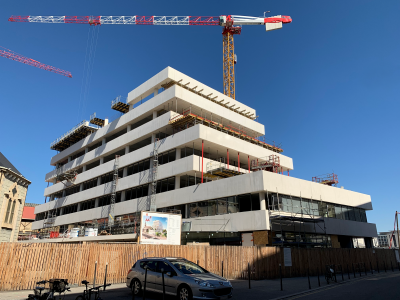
(0, 270), (393, 300)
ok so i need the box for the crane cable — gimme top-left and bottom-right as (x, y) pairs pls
(77, 23), (100, 123)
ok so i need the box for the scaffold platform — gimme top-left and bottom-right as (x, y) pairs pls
(111, 96), (129, 113)
(169, 111), (283, 153)
(50, 121), (98, 151)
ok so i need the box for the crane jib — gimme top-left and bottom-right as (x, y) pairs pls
(8, 15), (292, 26)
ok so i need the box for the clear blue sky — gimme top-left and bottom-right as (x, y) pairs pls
(1, 1), (399, 232)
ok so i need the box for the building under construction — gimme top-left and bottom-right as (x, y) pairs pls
(32, 67), (377, 247)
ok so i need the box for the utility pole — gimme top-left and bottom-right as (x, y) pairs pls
(396, 211), (399, 249)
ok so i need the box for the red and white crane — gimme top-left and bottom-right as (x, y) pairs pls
(9, 14), (291, 97)
(0, 46), (72, 78)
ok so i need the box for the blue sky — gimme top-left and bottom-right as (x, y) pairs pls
(1, 1), (399, 232)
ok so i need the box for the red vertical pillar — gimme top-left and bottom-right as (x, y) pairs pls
(288, 170), (290, 176)
(238, 152), (240, 172)
(201, 140), (204, 183)
(248, 156), (250, 173)
(227, 149), (229, 169)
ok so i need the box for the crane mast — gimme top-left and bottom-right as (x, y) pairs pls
(9, 14), (291, 97)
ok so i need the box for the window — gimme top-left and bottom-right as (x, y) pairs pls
(105, 128), (127, 143)
(335, 205), (344, 219)
(9, 201), (16, 224)
(227, 197), (239, 214)
(101, 172), (114, 185)
(71, 150), (85, 161)
(80, 199), (96, 211)
(4, 200), (12, 223)
(318, 201), (328, 217)
(83, 178), (98, 191)
(156, 177), (175, 194)
(65, 185), (80, 196)
(157, 261), (177, 276)
(99, 195), (111, 207)
(158, 149), (176, 166)
(327, 204), (336, 218)
(63, 204), (78, 215)
(291, 197), (301, 214)
(217, 198), (228, 215)
(88, 141), (102, 152)
(52, 191), (63, 200)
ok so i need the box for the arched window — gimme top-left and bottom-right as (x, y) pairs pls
(4, 200), (12, 223)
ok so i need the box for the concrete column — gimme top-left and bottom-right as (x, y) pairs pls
(80, 183), (84, 192)
(77, 202), (81, 212)
(176, 148), (181, 160)
(68, 156), (72, 163)
(125, 146), (129, 155)
(100, 157), (104, 164)
(82, 165), (87, 172)
(104, 118), (109, 126)
(151, 133), (156, 144)
(121, 191), (126, 202)
(53, 178), (57, 184)
(62, 190), (66, 198)
(85, 147), (89, 154)
(95, 198), (99, 208)
(129, 104), (134, 111)
(97, 177), (102, 186)
(259, 192), (266, 210)
(123, 167), (128, 177)
(175, 175), (180, 190)
(153, 111), (158, 119)
(102, 138), (106, 145)
(154, 88), (159, 96)
(60, 207), (64, 215)
(127, 124), (132, 131)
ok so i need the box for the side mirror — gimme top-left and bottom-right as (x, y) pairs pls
(166, 272), (172, 277)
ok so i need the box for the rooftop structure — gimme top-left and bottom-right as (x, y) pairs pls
(32, 67), (377, 247)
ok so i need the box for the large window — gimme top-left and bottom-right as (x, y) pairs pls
(156, 177), (175, 193)
(80, 199), (96, 211)
(63, 204), (78, 215)
(83, 178), (98, 191)
(267, 193), (367, 223)
(125, 184), (150, 201)
(187, 194), (259, 218)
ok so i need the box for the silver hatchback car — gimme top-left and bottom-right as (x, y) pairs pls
(126, 257), (233, 300)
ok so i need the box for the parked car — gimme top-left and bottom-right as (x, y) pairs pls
(127, 257), (233, 300)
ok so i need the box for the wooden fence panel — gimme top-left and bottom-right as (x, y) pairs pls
(0, 243), (398, 291)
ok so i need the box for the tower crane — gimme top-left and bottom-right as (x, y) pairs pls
(9, 14), (291, 99)
(0, 45), (72, 78)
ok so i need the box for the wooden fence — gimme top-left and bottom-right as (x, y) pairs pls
(0, 242), (398, 291)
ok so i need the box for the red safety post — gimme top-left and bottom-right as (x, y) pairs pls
(238, 152), (240, 172)
(288, 170), (290, 176)
(227, 149), (229, 169)
(201, 140), (204, 183)
(248, 156), (250, 172)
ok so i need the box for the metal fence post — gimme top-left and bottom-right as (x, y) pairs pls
(364, 262), (367, 276)
(280, 264), (283, 291)
(384, 261), (387, 273)
(222, 261), (224, 278)
(93, 261), (97, 288)
(307, 268), (311, 289)
(347, 264), (350, 279)
(341, 265), (344, 281)
(317, 267), (320, 286)
(104, 263), (108, 291)
(248, 263), (251, 289)
(370, 261), (373, 275)
(359, 263), (362, 277)
(391, 261), (394, 272)
(143, 266), (148, 300)
(352, 263), (356, 278)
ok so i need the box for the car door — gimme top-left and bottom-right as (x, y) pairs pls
(141, 260), (158, 291)
(155, 260), (179, 295)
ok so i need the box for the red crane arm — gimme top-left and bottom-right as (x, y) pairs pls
(0, 47), (72, 78)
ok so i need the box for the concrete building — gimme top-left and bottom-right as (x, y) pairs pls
(376, 231), (399, 249)
(0, 152), (31, 242)
(32, 67), (377, 247)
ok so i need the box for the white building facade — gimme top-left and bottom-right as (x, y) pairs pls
(33, 67), (377, 247)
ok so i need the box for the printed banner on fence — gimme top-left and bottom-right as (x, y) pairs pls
(140, 211), (182, 245)
(284, 248), (292, 266)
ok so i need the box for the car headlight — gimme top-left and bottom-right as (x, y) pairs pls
(194, 279), (215, 288)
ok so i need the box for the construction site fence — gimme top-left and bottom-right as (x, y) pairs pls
(0, 242), (398, 291)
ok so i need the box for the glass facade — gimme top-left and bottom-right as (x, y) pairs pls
(267, 193), (367, 222)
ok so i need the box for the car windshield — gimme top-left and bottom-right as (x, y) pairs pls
(169, 260), (208, 274)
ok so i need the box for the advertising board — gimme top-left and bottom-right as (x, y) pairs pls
(140, 211), (182, 245)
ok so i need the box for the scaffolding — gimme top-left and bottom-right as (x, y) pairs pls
(108, 155), (120, 228)
(111, 95), (129, 113)
(206, 160), (244, 178)
(169, 106), (283, 153)
(50, 120), (98, 151)
(55, 168), (78, 183)
(268, 193), (329, 248)
(251, 155), (281, 173)
(89, 112), (105, 127)
(149, 138), (159, 212)
(312, 173), (339, 187)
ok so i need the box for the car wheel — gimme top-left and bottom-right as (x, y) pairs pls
(178, 285), (192, 300)
(131, 278), (142, 296)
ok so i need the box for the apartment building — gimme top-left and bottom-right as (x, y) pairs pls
(32, 67), (377, 247)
